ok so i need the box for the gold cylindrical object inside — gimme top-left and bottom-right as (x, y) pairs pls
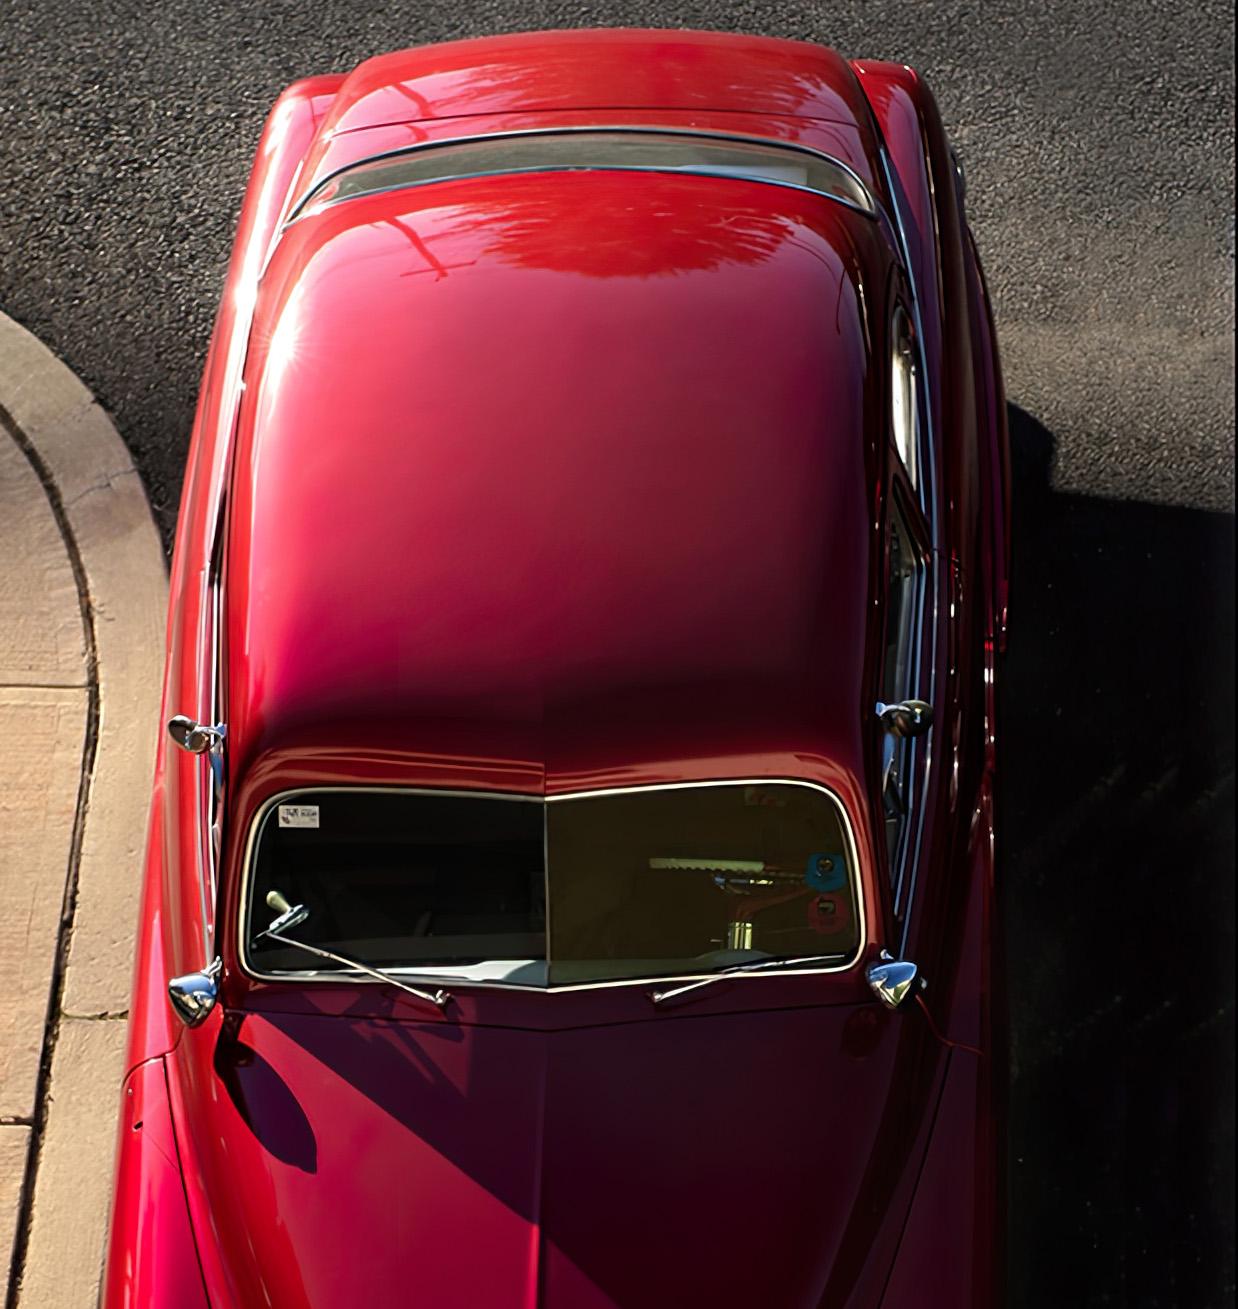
(726, 920), (754, 951)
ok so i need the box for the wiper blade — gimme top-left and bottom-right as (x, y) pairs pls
(251, 888), (451, 1011)
(649, 954), (845, 1007)
(259, 928), (452, 1012)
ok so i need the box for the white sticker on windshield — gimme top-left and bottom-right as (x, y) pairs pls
(278, 804), (319, 829)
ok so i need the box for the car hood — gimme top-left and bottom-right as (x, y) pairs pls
(172, 1003), (939, 1309)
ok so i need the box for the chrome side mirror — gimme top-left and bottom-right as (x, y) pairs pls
(167, 715), (226, 755)
(866, 950), (925, 1011)
(876, 699), (933, 739)
(168, 958), (222, 1027)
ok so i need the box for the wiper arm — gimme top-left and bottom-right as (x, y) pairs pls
(261, 930), (452, 1011)
(252, 890), (451, 1012)
(649, 954), (845, 1008)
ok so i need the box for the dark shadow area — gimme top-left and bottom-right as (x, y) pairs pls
(1002, 405), (1235, 1309)
(214, 1014), (318, 1173)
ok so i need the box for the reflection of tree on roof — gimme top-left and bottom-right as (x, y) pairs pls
(381, 217), (477, 281)
(432, 173), (798, 279)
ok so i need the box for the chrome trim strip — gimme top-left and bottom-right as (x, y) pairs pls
(284, 125), (882, 225)
(191, 565), (213, 965)
(201, 500), (228, 959)
(876, 145), (943, 951)
(887, 512), (928, 918)
(235, 778), (866, 994)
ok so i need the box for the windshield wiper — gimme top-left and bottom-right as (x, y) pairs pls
(252, 890), (451, 1012)
(649, 954), (845, 1008)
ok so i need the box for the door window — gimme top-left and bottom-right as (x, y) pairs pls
(880, 493), (930, 909)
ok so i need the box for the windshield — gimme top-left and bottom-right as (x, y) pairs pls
(288, 130), (877, 224)
(242, 782), (861, 988)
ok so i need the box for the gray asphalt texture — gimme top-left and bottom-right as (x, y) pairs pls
(1, 1), (1232, 527)
(2, 3), (1234, 1307)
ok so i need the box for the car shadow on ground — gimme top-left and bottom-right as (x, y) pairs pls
(1001, 405), (1235, 1309)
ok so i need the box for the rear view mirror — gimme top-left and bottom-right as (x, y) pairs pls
(875, 699), (933, 739)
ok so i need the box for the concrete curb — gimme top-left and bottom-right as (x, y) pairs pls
(0, 310), (167, 1308)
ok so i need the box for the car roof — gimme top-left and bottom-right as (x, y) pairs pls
(315, 28), (880, 135)
(225, 167), (893, 799)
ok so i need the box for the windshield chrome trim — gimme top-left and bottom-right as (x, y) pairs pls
(284, 125), (881, 225)
(235, 778), (867, 994)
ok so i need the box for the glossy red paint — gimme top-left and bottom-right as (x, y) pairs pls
(166, 1000), (945, 1309)
(312, 29), (880, 135)
(225, 174), (885, 791)
(105, 29), (1007, 1309)
(102, 1059), (208, 1308)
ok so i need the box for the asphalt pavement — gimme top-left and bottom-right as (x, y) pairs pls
(1, 3), (1233, 1307)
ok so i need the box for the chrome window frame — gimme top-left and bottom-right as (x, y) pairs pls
(890, 305), (919, 488)
(284, 126), (882, 226)
(880, 489), (932, 919)
(186, 505), (229, 965)
(875, 147), (944, 951)
(234, 778), (867, 994)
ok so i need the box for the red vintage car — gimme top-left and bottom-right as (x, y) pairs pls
(103, 28), (1009, 1309)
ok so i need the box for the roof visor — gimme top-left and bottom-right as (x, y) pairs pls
(288, 129), (879, 224)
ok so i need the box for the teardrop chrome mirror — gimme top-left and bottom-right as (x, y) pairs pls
(167, 715), (226, 755)
(168, 959), (221, 1027)
(866, 952), (924, 1011)
(167, 714), (199, 751)
(876, 699), (934, 739)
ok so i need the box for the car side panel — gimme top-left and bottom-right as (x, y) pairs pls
(966, 233), (1012, 651)
(154, 75), (343, 992)
(852, 69), (1004, 1304)
(122, 774), (176, 1073)
(852, 62), (997, 1008)
(879, 1049), (997, 1307)
(106, 75), (347, 1309)
(878, 778), (1000, 1307)
(101, 1059), (209, 1309)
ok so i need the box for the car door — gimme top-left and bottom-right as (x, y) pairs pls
(878, 290), (965, 1025)
(878, 299), (942, 929)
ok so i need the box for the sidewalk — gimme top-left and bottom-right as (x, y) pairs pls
(0, 311), (166, 1307)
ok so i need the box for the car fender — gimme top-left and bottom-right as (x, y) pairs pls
(879, 769), (1003, 1305)
(101, 1058), (208, 1309)
(879, 1047), (999, 1307)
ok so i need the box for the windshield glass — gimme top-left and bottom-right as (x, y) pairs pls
(242, 782), (860, 988)
(289, 131), (877, 223)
